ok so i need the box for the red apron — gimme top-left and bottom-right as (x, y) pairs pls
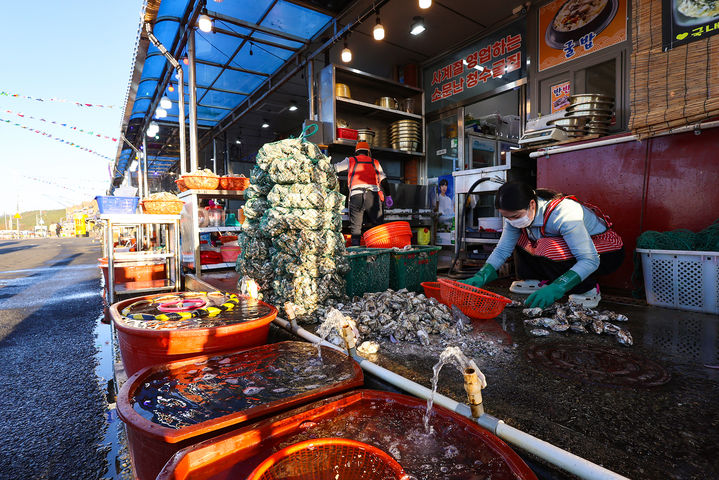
(516, 196), (623, 261)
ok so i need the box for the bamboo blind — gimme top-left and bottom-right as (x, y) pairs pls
(630, 0), (719, 138)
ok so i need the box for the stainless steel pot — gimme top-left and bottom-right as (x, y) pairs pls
(356, 128), (376, 146)
(569, 94), (614, 104)
(335, 83), (351, 99)
(375, 97), (398, 109)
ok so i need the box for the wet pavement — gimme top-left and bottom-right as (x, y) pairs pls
(346, 292), (719, 479)
(0, 238), (112, 480)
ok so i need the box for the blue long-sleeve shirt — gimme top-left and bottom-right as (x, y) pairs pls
(486, 197), (608, 280)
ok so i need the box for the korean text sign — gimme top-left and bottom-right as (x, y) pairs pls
(662, 0), (719, 50)
(423, 19), (526, 114)
(538, 0), (627, 72)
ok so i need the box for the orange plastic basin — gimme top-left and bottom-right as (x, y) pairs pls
(158, 390), (537, 480)
(110, 292), (278, 377)
(117, 341), (363, 480)
(98, 257), (166, 283)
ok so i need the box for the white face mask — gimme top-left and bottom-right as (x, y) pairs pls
(507, 214), (533, 229)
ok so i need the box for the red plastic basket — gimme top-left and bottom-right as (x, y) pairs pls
(438, 278), (512, 319)
(337, 127), (358, 141)
(248, 438), (408, 480)
(421, 281), (443, 302)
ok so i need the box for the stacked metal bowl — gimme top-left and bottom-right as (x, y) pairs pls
(548, 94), (614, 138)
(389, 119), (421, 152)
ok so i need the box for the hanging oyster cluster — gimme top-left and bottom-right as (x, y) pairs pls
(236, 138), (347, 314)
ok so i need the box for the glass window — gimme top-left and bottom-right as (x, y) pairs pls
(426, 113), (459, 178)
(585, 59), (616, 98)
(464, 89), (520, 141)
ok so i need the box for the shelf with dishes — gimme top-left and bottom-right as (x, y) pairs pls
(335, 97), (422, 122)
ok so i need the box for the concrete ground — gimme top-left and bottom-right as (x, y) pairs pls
(0, 238), (113, 480)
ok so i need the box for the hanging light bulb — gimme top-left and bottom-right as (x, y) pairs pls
(198, 14), (213, 33)
(155, 107), (167, 118)
(289, 101), (299, 112)
(183, 57), (189, 65)
(160, 96), (172, 109)
(373, 14), (385, 41)
(261, 120), (270, 128)
(341, 39), (352, 63)
(168, 84), (175, 92)
(419, 0), (432, 9)
(147, 121), (159, 136)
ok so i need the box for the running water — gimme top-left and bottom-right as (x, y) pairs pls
(423, 347), (484, 434)
(315, 308), (357, 358)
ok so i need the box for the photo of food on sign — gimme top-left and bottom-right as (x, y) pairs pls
(538, 0), (626, 71)
(661, 0), (719, 49)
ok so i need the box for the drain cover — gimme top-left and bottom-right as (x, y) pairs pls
(526, 342), (671, 388)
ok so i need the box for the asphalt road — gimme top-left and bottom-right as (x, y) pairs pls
(0, 238), (109, 480)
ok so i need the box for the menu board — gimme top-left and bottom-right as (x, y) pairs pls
(423, 19), (526, 114)
(538, 0), (627, 71)
(662, 0), (719, 50)
(550, 81), (572, 113)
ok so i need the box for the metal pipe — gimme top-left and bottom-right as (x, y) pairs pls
(188, 29), (199, 172)
(224, 132), (230, 175)
(177, 66), (187, 175)
(142, 136), (149, 198)
(271, 317), (630, 480)
(212, 137), (217, 174)
(307, 59), (315, 120)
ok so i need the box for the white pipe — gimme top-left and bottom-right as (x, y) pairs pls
(272, 317), (629, 480)
(529, 120), (719, 158)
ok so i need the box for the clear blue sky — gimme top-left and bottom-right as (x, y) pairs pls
(0, 0), (145, 216)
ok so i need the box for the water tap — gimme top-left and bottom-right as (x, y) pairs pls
(284, 302), (298, 329)
(463, 363), (487, 418)
(340, 323), (358, 355)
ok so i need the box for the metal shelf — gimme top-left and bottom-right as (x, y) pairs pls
(198, 226), (243, 233)
(115, 279), (176, 294)
(336, 97), (422, 122)
(99, 214), (180, 224)
(462, 237), (500, 244)
(178, 189), (245, 199)
(201, 262), (236, 271)
(331, 139), (424, 157)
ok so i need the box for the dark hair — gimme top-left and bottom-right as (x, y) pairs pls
(495, 182), (562, 211)
(439, 179), (448, 187)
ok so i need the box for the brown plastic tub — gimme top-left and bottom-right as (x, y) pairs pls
(117, 341), (363, 480)
(110, 292), (278, 376)
(158, 389), (537, 480)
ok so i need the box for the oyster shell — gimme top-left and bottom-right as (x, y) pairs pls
(529, 328), (551, 337)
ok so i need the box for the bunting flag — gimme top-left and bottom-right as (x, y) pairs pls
(0, 117), (113, 161)
(3, 109), (118, 142)
(21, 174), (103, 193)
(0, 91), (115, 108)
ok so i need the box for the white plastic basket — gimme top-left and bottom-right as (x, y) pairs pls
(636, 248), (719, 314)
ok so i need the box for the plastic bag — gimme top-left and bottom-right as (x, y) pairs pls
(256, 138), (325, 170)
(267, 183), (345, 211)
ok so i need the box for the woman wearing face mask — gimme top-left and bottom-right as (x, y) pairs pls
(462, 181), (624, 308)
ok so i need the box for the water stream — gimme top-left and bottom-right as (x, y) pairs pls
(423, 347), (481, 434)
(315, 308), (354, 358)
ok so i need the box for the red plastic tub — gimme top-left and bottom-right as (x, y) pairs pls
(117, 341), (363, 480)
(157, 390), (537, 480)
(220, 245), (241, 263)
(363, 222), (412, 248)
(98, 257), (166, 283)
(110, 292), (278, 376)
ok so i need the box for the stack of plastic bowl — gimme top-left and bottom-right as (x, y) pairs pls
(363, 221), (412, 248)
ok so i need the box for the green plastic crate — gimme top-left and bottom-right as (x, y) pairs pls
(389, 245), (442, 292)
(344, 247), (392, 298)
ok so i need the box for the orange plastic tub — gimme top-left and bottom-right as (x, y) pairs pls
(110, 292), (278, 376)
(363, 221), (412, 248)
(98, 257), (166, 284)
(158, 390), (537, 480)
(118, 341), (363, 480)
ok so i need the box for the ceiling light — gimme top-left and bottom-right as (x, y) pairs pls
(129, 160), (138, 172)
(410, 16), (425, 36)
(261, 120), (270, 128)
(289, 101), (299, 112)
(373, 15), (385, 41)
(160, 96), (172, 109)
(419, 0), (432, 8)
(341, 39), (352, 63)
(182, 57), (189, 65)
(168, 84), (175, 92)
(155, 107), (167, 118)
(198, 14), (213, 33)
(235, 138), (242, 144)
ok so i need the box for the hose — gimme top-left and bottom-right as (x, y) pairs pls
(448, 177), (493, 275)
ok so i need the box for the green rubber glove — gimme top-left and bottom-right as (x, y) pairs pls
(525, 270), (582, 308)
(462, 263), (498, 289)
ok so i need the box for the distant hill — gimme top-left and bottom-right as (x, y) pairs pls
(2, 209), (67, 231)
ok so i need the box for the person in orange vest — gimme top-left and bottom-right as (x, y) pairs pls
(334, 141), (393, 246)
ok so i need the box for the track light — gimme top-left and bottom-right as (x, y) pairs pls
(289, 101), (299, 112)
(155, 107), (167, 118)
(198, 13), (213, 33)
(419, 0), (432, 8)
(373, 15), (385, 41)
(160, 96), (172, 109)
(410, 16), (426, 35)
(261, 120), (270, 128)
(341, 39), (352, 63)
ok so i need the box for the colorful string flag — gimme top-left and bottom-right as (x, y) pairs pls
(0, 117), (113, 161)
(0, 91), (115, 108)
(3, 109), (118, 142)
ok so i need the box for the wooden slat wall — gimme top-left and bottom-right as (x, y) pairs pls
(630, 0), (719, 138)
